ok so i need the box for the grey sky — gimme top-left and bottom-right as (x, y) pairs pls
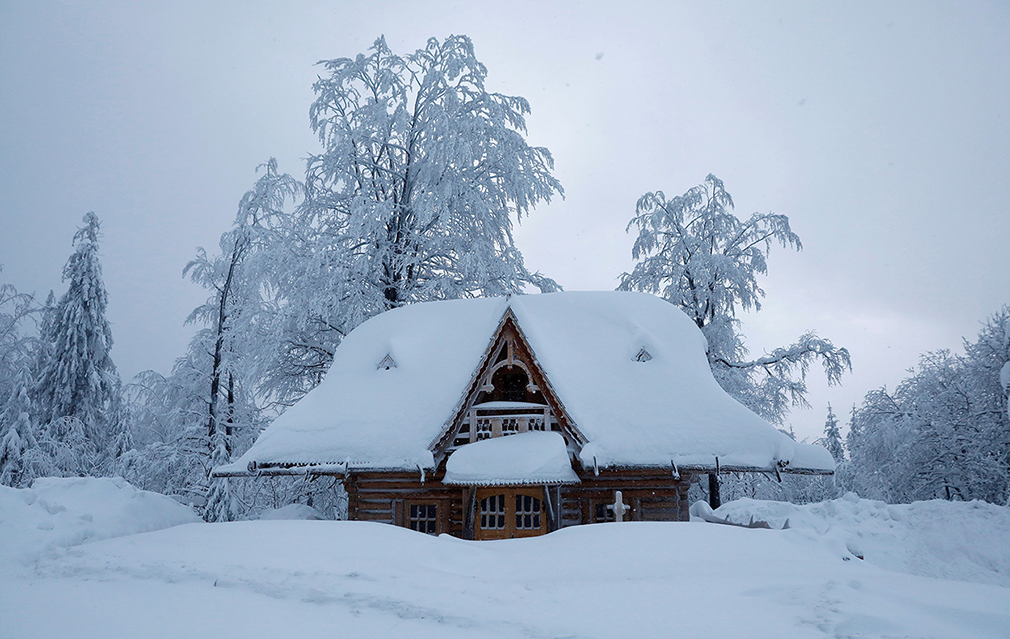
(1, 1), (1008, 440)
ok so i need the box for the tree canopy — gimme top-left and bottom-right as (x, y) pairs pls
(620, 174), (850, 424)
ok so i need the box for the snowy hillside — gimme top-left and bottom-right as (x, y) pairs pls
(1, 480), (1008, 638)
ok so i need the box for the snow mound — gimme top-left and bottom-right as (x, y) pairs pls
(444, 431), (580, 485)
(0, 476), (200, 567)
(712, 494), (1010, 587)
(258, 504), (324, 520)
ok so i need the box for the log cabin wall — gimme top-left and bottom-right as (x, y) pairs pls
(560, 468), (691, 526)
(346, 466), (694, 538)
(346, 468), (467, 537)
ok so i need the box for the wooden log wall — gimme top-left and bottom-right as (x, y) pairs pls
(345, 467), (695, 539)
(346, 468), (466, 537)
(559, 468), (692, 525)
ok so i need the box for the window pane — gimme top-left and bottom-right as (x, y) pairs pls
(533, 514), (540, 529)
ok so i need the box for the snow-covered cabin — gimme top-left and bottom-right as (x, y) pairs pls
(216, 291), (833, 539)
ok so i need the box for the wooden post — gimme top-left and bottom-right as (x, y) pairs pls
(463, 487), (476, 540)
(708, 473), (721, 510)
(543, 485), (556, 532)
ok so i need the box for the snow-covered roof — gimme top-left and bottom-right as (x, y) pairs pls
(230, 291), (834, 475)
(443, 432), (581, 486)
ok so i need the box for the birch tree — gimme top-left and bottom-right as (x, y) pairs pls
(267, 35), (563, 394)
(847, 307), (1010, 503)
(619, 174), (850, 424)
(126, 161), (300, 518)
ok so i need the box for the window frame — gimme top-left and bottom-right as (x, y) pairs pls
(406, 500), (441, 535)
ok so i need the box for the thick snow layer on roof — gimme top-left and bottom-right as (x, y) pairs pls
(506, 292), (819, 471)
(786, 442), (836, 473)
(234, 296), (508, 470)
(234, 291), (830, 473)
(443, 431), (580, 486)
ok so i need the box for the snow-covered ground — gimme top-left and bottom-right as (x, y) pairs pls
(2, 479), (1009, 638)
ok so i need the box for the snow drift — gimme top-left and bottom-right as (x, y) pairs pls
(2, 484), (1009, 638)
(0, 476), (200, 567)
(710, 493), (1010, 588)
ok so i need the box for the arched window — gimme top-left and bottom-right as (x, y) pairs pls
(491, 366), (531, 403)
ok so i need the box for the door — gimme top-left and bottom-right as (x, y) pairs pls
(475, 487), (547, 540)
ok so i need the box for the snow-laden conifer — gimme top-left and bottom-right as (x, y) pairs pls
(619, 174), (850, 424)
(0, 368), (56, 486)
(33, 213), (125, 475)
(821, 404), (845, 462)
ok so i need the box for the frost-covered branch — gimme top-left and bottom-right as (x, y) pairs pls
(620, 175), (849, 424)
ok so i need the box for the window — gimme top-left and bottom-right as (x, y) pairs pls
(515, 494), (542, 530)
(480, 494), (507, 530)
(593, 502), (616, 523)
(409, 503), (438, 534)
(491, 366), (532, 402)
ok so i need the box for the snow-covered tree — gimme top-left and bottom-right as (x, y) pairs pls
(0, 269), (36, 402)
(0, 369), (37, 486)
(33, 214), (126, 476)
(847, 307), (1010, 504)
(125, 161), (300, 517)
(266, 35), (562, 395)
(619, 174), (850, 424)
(821, 403), (845, 462)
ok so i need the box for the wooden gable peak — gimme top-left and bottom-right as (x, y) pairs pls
(429, 308), (586, 464)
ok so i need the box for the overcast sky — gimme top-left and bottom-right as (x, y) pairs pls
(1, 1), (1008, 441)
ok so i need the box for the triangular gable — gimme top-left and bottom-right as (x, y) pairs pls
(430, 308), (586, 464)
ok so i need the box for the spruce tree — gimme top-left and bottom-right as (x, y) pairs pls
(34, 213), (127, 475)
(0, 377), (34, 487)
(822, 403), (845, 462)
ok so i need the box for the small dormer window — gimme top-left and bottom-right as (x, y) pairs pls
(634, 347), (653, 362)
(377, 354), (397, 370)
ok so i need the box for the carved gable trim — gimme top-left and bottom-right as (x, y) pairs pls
(429, 308), (586, 464)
